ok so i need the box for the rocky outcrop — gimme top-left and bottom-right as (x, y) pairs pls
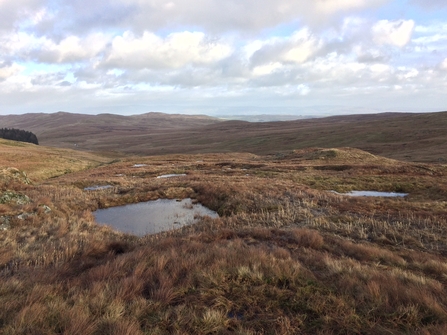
(0, 191), (31, 205)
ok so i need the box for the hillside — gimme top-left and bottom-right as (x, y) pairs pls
(0, 111), (221, 152)
(1, 111), (446, 162)
(0, 138), (109, 181)
(1, 142), (447, 334)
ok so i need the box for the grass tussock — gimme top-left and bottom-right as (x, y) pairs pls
(1, 145), (447, 333)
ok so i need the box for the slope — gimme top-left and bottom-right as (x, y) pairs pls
(1, 111), (446, 162)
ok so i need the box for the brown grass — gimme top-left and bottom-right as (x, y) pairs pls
(0, 138), (109, 181)
(1, 144), (447, 333)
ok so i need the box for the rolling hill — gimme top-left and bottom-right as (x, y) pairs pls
(1, 111), (446, 162)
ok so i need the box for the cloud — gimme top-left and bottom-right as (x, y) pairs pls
(315, 0), (387, 17)
(0, 0), (46, 31)
(2, 0), (392, 37)
(355, 46), (390, 63)
(30, 71), (67, 86)
(249, 29), (321, 68)
(372, 20), (415, 47)
(1, 0), (447, 116)
(0, 31), (109, 64)
(121, 0), (391, 33)
(35, 33), (109, 63)
(441, 58), (447, 70)
(104, 31), (232, 70)
(0, 62), (23, 80)
(409, 0), (447, 9)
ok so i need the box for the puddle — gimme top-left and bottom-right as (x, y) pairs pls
(333, 191), (408, 197)
(84, 185), (113, 191)
(157, 174), (187, 178)
(132, 164), (147, 167)
(93, 198), (218, 236)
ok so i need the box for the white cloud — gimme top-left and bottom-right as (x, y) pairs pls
(0, 31), (37, 55)
(39, 34), (108, 63)
(0, 62), (23, 80)
(0, 0), (46, 30)
(372, 20), (415, 47)
(0, 0), (395, 41)
(397, 67), (419, 80)
(252, 63), (283, 76)
(284, 31), (320, 63)
(315, 0), (387, 16)
(0, 31), (108, 63)
(441, 58), (447, 70)
(104, 31), (232, 69)
(249, 29), (321, 70)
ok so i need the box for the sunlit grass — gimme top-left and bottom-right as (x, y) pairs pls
(1, 144), (447, 333)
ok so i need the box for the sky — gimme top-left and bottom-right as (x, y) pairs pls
(0, 0), (446, 116)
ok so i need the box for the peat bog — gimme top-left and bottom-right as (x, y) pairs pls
(1, 144), (447, 334)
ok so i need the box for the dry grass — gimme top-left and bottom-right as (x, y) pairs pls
(1, 144), (447, 334)
(0, 138), (109, 181)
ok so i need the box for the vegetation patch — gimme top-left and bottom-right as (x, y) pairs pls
(0, 128), (38, 145)
(0, 191), (30, 205)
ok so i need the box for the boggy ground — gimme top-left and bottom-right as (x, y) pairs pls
(1, 146), (447, 334)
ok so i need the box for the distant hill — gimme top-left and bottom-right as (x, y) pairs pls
(0, 111), (221, 150)
(1, 111), (446, 163)
(217, 114), (315, 122)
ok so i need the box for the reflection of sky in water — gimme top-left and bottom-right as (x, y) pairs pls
(94, 198), (218, 236)
(84, 185), (113, 191)
(156, 174), (187, 178)
(334, 191), (408, 197)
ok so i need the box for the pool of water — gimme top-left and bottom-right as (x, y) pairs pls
(84, 185), (113, 191)
(94, 198), (218, 236)
(333, 191), (408, 197)
(156, 174), (187, 178)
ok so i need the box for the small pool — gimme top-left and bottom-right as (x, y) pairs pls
(94, 198), (218, 236)
(84, 185), (113, 191)
(333, 191), (408, 197)
(157, 174), (187, 178)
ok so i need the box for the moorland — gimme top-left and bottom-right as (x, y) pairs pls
(1, 111), (447, 162)
(1, 111), (447, 334)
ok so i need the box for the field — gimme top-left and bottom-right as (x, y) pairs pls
(1, 135), (447, 334)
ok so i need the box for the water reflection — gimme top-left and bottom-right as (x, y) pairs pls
(94, 198), (218, 236)
(84, 185), (113, 191)
(156, 174), (187, 178)
(333, 191), (408, 197)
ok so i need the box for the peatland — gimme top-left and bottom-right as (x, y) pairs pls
(1, 111), (447, 162)
(1, 114), (447, 334)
